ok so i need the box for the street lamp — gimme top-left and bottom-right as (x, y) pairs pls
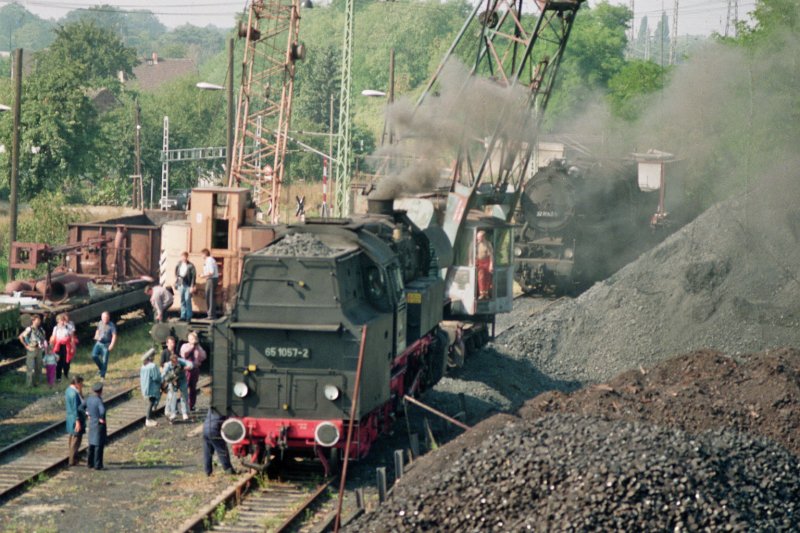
(196, 38), (235, 182)
(196, 82), (224, 91)
(0, 104), (7, 154)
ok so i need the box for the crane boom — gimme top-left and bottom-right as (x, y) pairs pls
(415, 0), (585, 247)
(229, 0), (303, 223)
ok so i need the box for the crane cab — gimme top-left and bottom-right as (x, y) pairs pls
(445, 216), (513, 318)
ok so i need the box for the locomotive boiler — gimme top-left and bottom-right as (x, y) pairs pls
(212, 200), (450, 471)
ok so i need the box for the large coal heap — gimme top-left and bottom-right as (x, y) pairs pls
(352, 414), (800, 532)
(498, 173), (800, 386)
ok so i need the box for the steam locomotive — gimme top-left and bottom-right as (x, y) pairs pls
(211, 199), (464, 471)
(513, 158), (667, 294)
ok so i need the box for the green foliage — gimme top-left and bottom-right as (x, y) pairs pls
(545, 2), (631, 125)
(0, 3), (54, 53)
(17, 192), (85, 246)
(607, 60), (669, 121)
(39, 20), (139, 91)
(155, 24), (226, 64)
(62, 6), (167, 56)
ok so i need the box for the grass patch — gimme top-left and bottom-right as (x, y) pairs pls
(0, 319), (155, 402)
(135, 437), (172, 466)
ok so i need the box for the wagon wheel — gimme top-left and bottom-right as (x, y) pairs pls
(447, 340), (466, 369)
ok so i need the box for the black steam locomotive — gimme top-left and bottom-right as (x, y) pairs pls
(513, 158), (664, 294)
(211, 200), (453, 471)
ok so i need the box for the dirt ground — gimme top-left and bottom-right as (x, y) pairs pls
(0, 389), (241, 533)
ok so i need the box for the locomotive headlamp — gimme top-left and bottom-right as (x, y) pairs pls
(248, 364), (257, 372)
(221, 418), (246, 444)
(564, 248), (574, 260)
(233, 381), (249, 398)
(324, 384), (340, 401)
(514, 246), (523, 257)
(314, 421), (340, 447)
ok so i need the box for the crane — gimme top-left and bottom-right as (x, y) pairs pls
(404, 0), (586, 317)
(229, 0), (304, 223)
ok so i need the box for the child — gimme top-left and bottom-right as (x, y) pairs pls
(44, 350), (59, 388)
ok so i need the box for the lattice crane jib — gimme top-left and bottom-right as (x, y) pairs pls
(417, 0), (585, 246)
(230, 0), (303, 223)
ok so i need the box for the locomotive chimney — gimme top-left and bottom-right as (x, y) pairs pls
(367, 197), (394, 216)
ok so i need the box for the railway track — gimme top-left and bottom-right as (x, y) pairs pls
(178, 464), (334, 533)
(0, 377), (212, 504)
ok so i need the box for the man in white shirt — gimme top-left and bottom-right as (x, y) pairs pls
(200, 248), (219, 320)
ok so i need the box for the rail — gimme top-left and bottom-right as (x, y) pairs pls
(176, 467), (334, 533)
(0, 377), (211, 504)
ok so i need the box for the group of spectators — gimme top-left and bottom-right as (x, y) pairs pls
(147, 249), (220, 324)
(19, 311), (116, 388)
(64, 375), (107, 470)
(140, 332), (235, 476)
(139, 331), (206, 426)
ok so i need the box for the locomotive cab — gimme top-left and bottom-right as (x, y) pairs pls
(445, 216), (514, 317)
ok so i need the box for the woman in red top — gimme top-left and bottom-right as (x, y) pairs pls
(50, 313), (77, 382)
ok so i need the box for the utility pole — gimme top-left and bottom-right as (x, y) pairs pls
(7, 48), (22, 282)
(381, 49), (395, 147)
(725, 0), (739, 37)
(131, 99), (143, 209)
(629, 0), (635, 44)
(669, 0), (678, 65)
(333, 0), (354, 217)
(226, 37), (234, 182)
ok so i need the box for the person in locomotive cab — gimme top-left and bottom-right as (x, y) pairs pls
(476, 230), (494, 300)
(174, 251), (197, 321)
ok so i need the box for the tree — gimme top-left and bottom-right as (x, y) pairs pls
(155, 24), (226, 64)
(38, 21), (139, 92)
(545, 2), (631, 125)
(606, 60), (668, 121)
(652, 12), (670, 66)
(0, 20), (141, 200)
(0, 3), (52, 52)
(635, 16), (649, 59)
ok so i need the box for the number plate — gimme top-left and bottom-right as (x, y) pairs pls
(264, 346), (310, 359)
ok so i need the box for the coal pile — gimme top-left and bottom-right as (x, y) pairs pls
(352, 415), (800, 532)
(521, 348), (800, 456)
(497, 180), (800, 385)
(262, 232), (349, 257)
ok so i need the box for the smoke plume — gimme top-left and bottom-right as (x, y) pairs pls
(369, 60), (538, 200)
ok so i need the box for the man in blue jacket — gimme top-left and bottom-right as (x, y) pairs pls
(140, 350), (162, 427)
(203, 408), (236, 476)
(86, 382), (107, 470)
(65, 375), (86, 466)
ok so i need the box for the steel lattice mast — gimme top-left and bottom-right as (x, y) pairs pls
(333, 0), (354, 218)
(230, 0), (303, 223)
